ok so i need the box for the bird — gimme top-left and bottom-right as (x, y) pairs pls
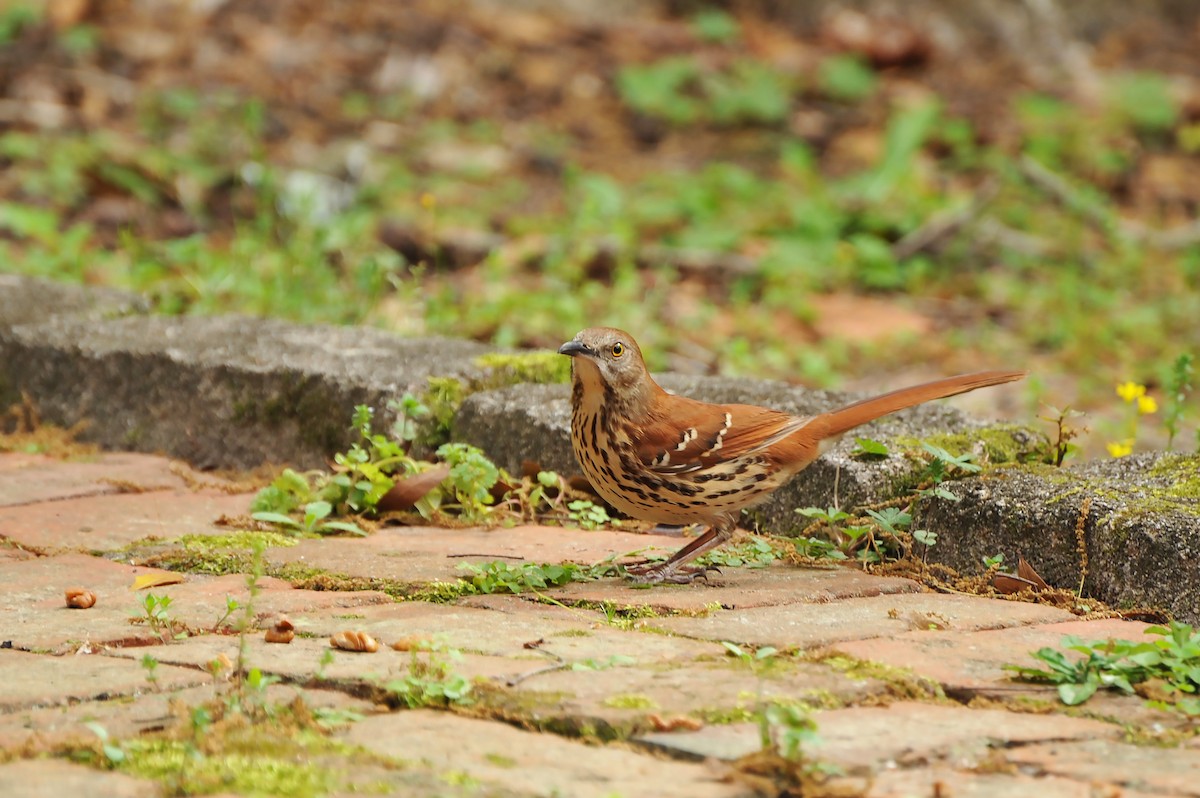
(558, 327), (1025, 584)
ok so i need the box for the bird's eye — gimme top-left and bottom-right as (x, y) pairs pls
(611, 342), (625, 358)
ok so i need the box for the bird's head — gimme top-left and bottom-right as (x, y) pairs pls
(558, 327), (651, 396)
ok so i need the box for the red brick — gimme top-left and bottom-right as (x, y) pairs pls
(0, 489), (254, 552)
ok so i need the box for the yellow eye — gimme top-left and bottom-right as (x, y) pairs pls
(611, 342), (625, 358)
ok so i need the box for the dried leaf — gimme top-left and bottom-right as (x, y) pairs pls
(648, 714), (704, 732)
(130, 572), (185, 590)
(992, 573), (1041, 595)
(1016, 557), (1050, 590)
(376, 465), (449, 513)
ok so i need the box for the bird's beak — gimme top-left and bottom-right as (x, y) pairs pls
(558, 340), (591, 358)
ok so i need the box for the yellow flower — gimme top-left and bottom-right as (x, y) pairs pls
(1106, 439), (1134, 458)
(1115, 382), (1146, 403)
(419, 192), (437, 210)
(1137, 395), (1158, 415)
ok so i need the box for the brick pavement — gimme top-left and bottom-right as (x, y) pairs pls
(0, 451), (1189, 797)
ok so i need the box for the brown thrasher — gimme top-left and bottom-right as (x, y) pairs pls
(558, 327), (1025, 584)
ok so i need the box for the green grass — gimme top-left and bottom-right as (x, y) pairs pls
(1, 17), (1197, 455)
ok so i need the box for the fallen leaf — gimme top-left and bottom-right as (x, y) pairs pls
(648, 714), (704, 732)
(1016, 556), (1050, 590)
(376, 464), (450, 513)
(992, 574), (1042, 595)
(130, 572), (186, 590)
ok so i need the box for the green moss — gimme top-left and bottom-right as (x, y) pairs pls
(602, 693), (659, 710)
(811, 653), (944, 700)
(483, 753), (517, 768)
(1149, 454), (1200, 500)
(118, 726), (358, 797)
(178, 531), (299, 550)
(695, 705), (755, 724)
(474, 352), (570, 386)
(895, 423), (1046, 465)
(550, 628), (592, 638)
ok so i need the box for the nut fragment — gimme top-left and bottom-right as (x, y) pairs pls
(330, 630), (379, 653)
(390, 635), (432, 652)
(264, 615), (295, 644)
(65, 588), (97, 609)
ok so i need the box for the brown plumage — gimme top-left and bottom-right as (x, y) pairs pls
(558, 327), (1026, 584)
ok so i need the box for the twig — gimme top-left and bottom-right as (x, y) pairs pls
(974, 219), (1055, 257)
(892, 178), (1000, 259)
(506, 648), (567, 687)
(1019, 155), (1200, 250)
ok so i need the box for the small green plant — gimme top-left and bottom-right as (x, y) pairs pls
(566, 499), (611, 530)
(851, 437), (889, 458)
(690, 9), (740, 43)
(84, 722), (127, 767)
(761, 702), (819, 761)
(818, 54), (878, 102)
(1038, 404), (1087, 466)
(920, 442), (981, 483)
(435, 442), (500, 521)
(457, 560), (596, 594)
(141, 653), (160, 689)
(982, 553), (1006, 569)
(252, 500), (366, 536)
(616, 56), (791, 127)
(698, 536), (779, 568)
(252, 401), (509, 530)
(384, 639), (474, 709)
(722, 643), (819, 760)
(135, 593), (185, 640)
(211, 596), (240, 632)
(1164, 354), (1195, 450)
(1005, 621), (1200, 713)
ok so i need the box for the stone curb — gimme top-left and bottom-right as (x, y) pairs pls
(2, 275), (1194, 622)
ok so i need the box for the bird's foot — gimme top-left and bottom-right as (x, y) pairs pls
(624, 562), (719, 585)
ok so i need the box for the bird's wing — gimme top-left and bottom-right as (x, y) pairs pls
(634, 397), (812, 474)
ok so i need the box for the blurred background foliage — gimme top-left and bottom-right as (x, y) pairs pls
(0, 0), (1198, 455)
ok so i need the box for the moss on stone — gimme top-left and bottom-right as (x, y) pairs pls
(810, 653), (945, 701)
(602, 693), (659, 710)
(894, 423), (1046, 465)
(474, 352), (570, 386)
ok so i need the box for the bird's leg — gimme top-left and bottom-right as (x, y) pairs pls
(625, 515), (736, 584)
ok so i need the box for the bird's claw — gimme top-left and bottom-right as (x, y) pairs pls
(623, 562), (720, 585)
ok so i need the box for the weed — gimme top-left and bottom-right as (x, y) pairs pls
(723, 643), (819, 760)
(1005, 621), (1200, 713)
(435, 442), (500, 522)
(384, 639), (474, 709)
(1038, 404), (1087, 466)
(252, 500), (366, 536)
(1164, 354), (1195, 451)
(457, 560), (597, 594)
(134, 593), (185, 641)
(566, 499), (611, 530)
(84, 722), (127, 767)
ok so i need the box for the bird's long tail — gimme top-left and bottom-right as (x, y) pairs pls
(807, 370), (1026, 440)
